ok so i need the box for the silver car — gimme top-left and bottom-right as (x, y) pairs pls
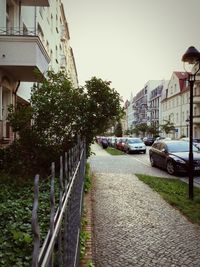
(124, 138), (146, 154)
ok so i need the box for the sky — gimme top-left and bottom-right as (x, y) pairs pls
(63, 0), (200, 102)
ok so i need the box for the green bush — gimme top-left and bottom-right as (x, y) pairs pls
(0, 173), (59, 266)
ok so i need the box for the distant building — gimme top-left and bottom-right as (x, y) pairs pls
(132, 80), (163, 127)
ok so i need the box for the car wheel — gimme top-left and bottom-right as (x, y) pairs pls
(166, 160), (175, 175)
(150, 156), (155, 167)
(143, 150), (146, 154)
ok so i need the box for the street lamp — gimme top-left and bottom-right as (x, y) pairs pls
(182, 46), (200, 200)
(185, 118), (189, 137)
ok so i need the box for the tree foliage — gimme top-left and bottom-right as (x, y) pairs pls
(114, 121), (123, 137)
(4, 72), (124, 176)
(160, 119), (175, 135)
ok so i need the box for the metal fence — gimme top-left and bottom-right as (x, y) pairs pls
(31, 139), (86, 267)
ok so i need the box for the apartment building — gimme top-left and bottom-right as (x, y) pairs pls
(131, 80), (163, 128)
(0, 0), (78, 145)
(126, 94), (135, 130)
(161, 71), (189, 139)
(125, 68), (200, 139)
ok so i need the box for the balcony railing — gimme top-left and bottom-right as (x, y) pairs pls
(0, 27), (37, 36)
(0, 27), (50, 81)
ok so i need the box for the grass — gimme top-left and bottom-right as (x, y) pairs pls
(136, 174), (200, 225)
(105, 147), (125, 155)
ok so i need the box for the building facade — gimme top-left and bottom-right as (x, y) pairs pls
(0, 0), (78, 145)
(161, 72), (189, 139)
(130, 80), (163, 129)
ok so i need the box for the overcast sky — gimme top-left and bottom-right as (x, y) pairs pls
(63, 0), (200, 101)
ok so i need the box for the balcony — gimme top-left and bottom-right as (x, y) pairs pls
(0, 28), (50, 82)
(193, 95), (200, 104)
(193, 115), (200, 124)
(20, 0), (49, 6)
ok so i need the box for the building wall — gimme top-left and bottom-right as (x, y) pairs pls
(0, 0), (78, 143)
(161, 72), (189, 139)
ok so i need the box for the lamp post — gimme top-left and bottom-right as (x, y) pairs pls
(185, 118), (189, 137)
(182, 46), (200, 200)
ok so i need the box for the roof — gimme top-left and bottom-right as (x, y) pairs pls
(174, 71), (189, 92)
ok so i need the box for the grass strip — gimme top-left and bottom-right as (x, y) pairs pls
(105, 147), (125, 155)
(136, 174), (200, 225)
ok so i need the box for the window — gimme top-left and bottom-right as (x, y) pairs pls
(56, 15), (59, 33)
(170, 85), (173, 94)
(51, 15), (53, 32)
(55, 45), (58, 63)
(46, 41), (49, 54)
(194, 106), (197, 116)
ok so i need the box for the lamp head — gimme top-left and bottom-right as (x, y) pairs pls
(182, 46), (200, 64)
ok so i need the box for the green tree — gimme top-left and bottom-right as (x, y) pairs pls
(147, 125), (159, 137)
(160, 119), (175, 135)
(81, 77), (124, 146)
(114, 121), (123, 137)
(5, 72), (124, 176)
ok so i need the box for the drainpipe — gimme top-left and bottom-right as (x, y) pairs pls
(34, 5), (37, 34)
(19, 1), (21, 33)
(13, 81), (20, 140)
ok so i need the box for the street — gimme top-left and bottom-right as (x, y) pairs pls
(92, 145), (200, 187)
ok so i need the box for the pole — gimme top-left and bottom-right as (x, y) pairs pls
(188, 77), (194, 200)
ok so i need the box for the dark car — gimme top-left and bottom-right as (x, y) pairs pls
(101, 138), (108, 149)
(149, 140), (200, 175)
(143, 137), (155, 146)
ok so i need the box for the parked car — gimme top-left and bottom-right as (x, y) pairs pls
(101, 138), (108, 149)
(143, 137), (155, 146)
(107, 137), (117, 147)
(124, 138), (146, 154)
(149, 140), (200, 175)
(116, 137), (127, 151)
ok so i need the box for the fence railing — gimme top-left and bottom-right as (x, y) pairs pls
(31, 139), (86, 267)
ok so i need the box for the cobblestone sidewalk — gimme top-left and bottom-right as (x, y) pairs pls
(89, 144), (200, 267)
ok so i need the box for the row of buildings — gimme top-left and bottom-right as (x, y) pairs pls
(124, 70), (200, 139)
(0, 0), (78, 145)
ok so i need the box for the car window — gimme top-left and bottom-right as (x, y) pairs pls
(167, 141), (199, 152)
(128, 139), (142, 144)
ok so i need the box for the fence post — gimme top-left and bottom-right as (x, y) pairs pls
(31, 140), (86, 267)
(58, 156), (64, 266)
(31, 174), (40, 267)
(49, 162), (55, 266)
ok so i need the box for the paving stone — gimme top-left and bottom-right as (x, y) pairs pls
(89, 144), (200, 267)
